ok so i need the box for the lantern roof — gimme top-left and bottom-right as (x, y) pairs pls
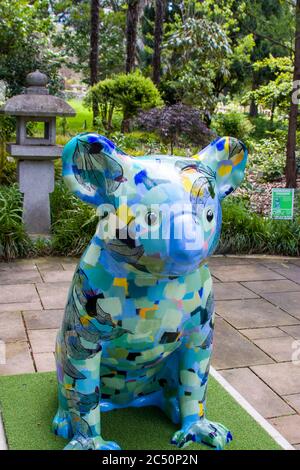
(0, 70), (76, 118)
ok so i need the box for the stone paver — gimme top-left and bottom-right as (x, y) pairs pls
(220, 368), (294, 418)
(0, 284), (42, 312)
(263, 263), (300, 284)
(253, 336), (297, 362)
(0, 342), (35, 375)
(215, 299), (299, 329)
(214, 282), (258, 301)
(242, 279), (300, 294)
(35, 282), (69, 309)
(34, 352), (56, 372)
(0, 260), (37, 272)
(261, 292), (300, 320)
(279, 325), (300, 339)
(1, 255), (300, 448)
(208, 257), (251, 266)
(211, 265), (284, 282)
(27, 329), (58, 353)
(0, 269), (42, 285)
(61, 262), (77, 271)
(251, 363), (300, 395)
(41, 270), (74, 283)
(241, 327), (288, 340)
(0, 311), (26, 343)
(284, 394), (300, 414)
(269, 415), (300, 444)
(212, 318), (273, 369)
(23, 309), (64, 330)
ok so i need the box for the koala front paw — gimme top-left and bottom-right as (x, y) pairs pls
(171, 419), (232, 450)
(64, 435), (121, 450)
(52, 408), (73, 440)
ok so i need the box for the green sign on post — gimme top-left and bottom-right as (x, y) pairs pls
(271, 188), (294, 220)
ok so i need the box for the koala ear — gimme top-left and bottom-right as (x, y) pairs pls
(62, 133), (129, 206)
(193, 137), (248, 200)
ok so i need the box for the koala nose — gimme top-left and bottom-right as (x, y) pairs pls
(170, 214), (203, 263)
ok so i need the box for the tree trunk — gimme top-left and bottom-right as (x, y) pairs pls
(249, 74), (259, 117)
(121, 109), (131, 133)
(152, 0), (166, 85)
(90, 0), (100, 126)
(125, 0), (139, 73)
(286, 0), (300, 188)
(270, 101), (276, 123)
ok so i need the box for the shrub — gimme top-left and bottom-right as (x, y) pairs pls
(137, 104), (214, 153)
(86, 71), (162, 133)
(0, 116), (17, 185)
(0, 158), (17, 185)
(219, 198), (300, 256)
(213, 112), (254, 143)
(250, 138), (285, 182)
(0, 184), (33, 260)
(51, 182), (98, 256)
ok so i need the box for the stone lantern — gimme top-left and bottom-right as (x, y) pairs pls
(0, 70), (76, 235)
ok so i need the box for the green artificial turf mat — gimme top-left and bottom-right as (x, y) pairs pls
(0, 372), (281, 450)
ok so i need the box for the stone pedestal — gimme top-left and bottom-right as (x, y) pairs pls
(18, 160), (54, 235)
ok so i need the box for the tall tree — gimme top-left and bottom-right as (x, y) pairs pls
(90, 0), (100, 124)
(286, 0), (300, 188)
(152, 0), (166, 85)
(125, 0), (140, 73)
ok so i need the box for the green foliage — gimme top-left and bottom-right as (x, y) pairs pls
(52, 0), (125, 82)
(242, 56), (293, 114)
(230, 0), (294, 98)
(86, 71), (162, 132)
(213, 112), (254, 143)
(111, 131), (162, 153)
(0, 115), (17, 185)
(162, 15), (232, 110)
(219, 199), (300, 256)
(50, 182), (98, 256)
(1, 180), (300, 260)
(0, 0), (63, 97)
(0, 184), (33, 260)
(250, 137), (286, 182)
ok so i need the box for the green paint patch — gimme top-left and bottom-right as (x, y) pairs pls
(0, 372), (281, 450)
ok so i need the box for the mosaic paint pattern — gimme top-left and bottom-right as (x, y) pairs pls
(52, 134), (248, 450)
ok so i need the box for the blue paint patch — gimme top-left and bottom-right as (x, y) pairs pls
(134, 170), (147, 185)
(216, 138), (226, 151)
(183, 292), (194, 300)
(87, 134), (99, 143)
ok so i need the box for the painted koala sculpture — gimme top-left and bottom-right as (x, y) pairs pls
(52, 133), (247, 450)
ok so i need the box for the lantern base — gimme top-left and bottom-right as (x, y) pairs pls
(18, 160), (54, 235)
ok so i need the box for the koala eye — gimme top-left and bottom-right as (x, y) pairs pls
(145, 212), (157, 226)
(206, 209), (214, 223)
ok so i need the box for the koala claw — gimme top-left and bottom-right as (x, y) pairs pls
(52, 409), (73, 440)
(171, 419), (232, 450)
(64, 435), (122, 451)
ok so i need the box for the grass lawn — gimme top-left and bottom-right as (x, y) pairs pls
(57, 99), (94, 136)
(0, 372), (282, 451)
(56, 99), (123, 139)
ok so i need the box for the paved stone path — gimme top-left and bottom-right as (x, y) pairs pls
(0, 255), (300, 449)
